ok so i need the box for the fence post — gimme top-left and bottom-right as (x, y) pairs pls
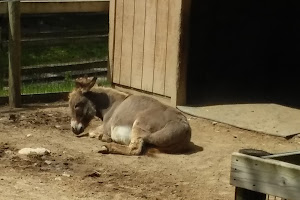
(8, 0), (21, 107)
(0, 27), (2, 48)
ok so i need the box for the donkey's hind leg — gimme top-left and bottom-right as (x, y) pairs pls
(144, 121), (191, 153)
(98, 124), (148, 156)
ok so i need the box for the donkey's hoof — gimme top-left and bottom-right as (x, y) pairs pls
(98, 146), (109, 154)
(88, 131), (97, 138)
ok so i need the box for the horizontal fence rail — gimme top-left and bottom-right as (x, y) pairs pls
(0, 0), (109, 14)
(2, 34), (108, 46)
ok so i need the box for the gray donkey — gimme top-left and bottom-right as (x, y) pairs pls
(69, 77), (191, 155)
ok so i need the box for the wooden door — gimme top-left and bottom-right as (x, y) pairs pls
(109, 0), (190, 105)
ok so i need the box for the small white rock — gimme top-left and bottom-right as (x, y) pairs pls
(4, 150), (13, 155)
(89, 131), (97, 138)
(18, 148), (50, 156)
(44, 160), (52, 165)
(62, 172), (71, 177)
(26, 134), (32, 137)
(55, 177), (62, 181)
(55, 125), (61, 129)
(212, 122), (218, 125)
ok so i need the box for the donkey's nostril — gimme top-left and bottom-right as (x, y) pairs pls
(79, 126), (84, 134)
(72, 127), (83, 135)
(72, 127), (78, 134)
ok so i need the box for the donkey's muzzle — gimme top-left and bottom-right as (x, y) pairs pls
(71, 120), (84, 135)
(72, 126), (84, 135)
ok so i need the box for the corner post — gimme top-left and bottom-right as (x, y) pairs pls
(8, 0), (21, 107)
(108, 0), (116, 85)
(171, 0), (191, 106)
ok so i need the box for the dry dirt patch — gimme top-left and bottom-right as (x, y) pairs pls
(0, 104), (299, 200)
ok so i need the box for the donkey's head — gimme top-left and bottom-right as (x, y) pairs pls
(69, 77), (97, 135)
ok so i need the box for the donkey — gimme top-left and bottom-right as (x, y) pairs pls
(69, 77), (192, 155)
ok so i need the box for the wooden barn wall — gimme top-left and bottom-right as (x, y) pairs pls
(111, 0), (184, 98)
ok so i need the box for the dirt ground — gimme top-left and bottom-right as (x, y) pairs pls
(0, 102), (299, 200)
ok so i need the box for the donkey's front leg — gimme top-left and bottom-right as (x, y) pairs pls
(88, 125), (104, 138)
(98, 125), (146, 156)
(88, 125), (112, 142)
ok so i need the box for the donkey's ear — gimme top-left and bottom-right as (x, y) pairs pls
(75, 77), (97, 92)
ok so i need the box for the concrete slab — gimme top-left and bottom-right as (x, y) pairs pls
(178, 104), (300, 137)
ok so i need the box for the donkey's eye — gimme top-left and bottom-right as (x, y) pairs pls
(75, 102), (83, 109)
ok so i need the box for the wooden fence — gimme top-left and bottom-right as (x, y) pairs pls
(0, 0), (109, 107)
(231, 151), (300, 200)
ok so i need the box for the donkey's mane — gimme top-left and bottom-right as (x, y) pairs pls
(91, 86), (129, 98)
(68, 85), (129, 102)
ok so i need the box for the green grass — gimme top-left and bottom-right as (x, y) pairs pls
(0, 78), (111, 96)
(0, 40), (108, 71)
(22, 81), (74, 95)
(0, 48), (8, 68)
(0, 81), (74, 96)
(22, 41), (108, 67)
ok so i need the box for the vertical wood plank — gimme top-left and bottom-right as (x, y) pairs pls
(165, 0), (191, 106)
(108, 0), (116, 83)
(165, 0), (181, 97)
(131, 0), (146, 90)
(153, 0), (168, 95)
(173, 0), (191, 105)
(8, 0), (21, 107)
(142, 0), (157, 92)
(119, 0), (135, 86)
(112, 0), (124, 84)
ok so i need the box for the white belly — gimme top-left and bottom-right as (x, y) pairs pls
(111, 126), (132, 145)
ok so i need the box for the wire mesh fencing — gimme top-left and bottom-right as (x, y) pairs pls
(0, 13), (8, 97)
(0, 11), (109, 97)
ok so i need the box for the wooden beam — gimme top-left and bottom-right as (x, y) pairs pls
(142, 0), (157, 92)
(130, 0), (146, 90)
(165, 0), (181, 99)
(262, 151), (300, 166)
(108, 0), (116, 84)
(230, 152), (300, 200)
(165, 0), (191, 106)
(174, 0), (191, 106)
(114, 85), (171, 106)
(119, 0), (134, 87)
(8, 0), (22, 108)
(153, 0), (169, 95)
(112, 0), (123, 84)
(0, 1), (109, 14)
